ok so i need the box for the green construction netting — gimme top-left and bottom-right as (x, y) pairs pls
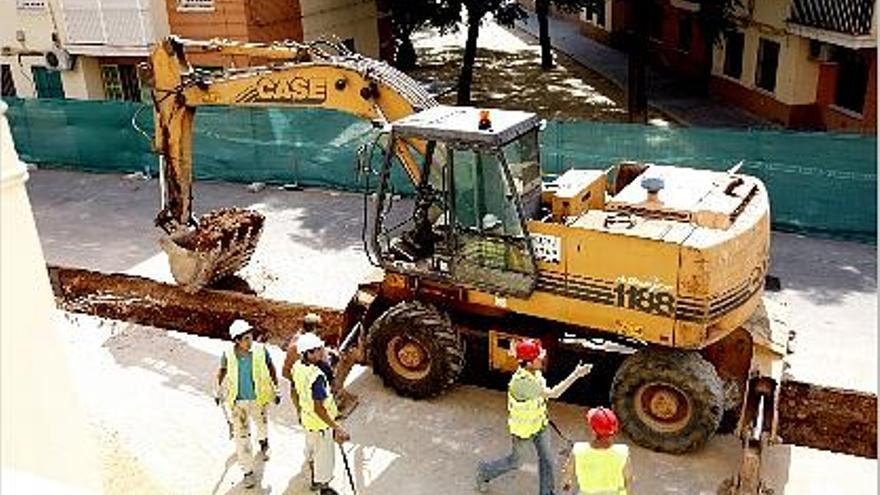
(4, 97), (876, 243)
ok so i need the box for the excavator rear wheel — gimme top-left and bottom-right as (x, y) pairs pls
(611, 347), (724, 454)
(368, 301), (465, 399)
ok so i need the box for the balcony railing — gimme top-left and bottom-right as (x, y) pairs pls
(61, 0), (155, 48)
(789, 0), (874, 36)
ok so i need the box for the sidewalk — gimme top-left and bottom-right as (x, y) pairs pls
(515, 12), (776, 128)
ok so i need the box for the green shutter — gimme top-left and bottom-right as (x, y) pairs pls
(31, 66), (65, 99)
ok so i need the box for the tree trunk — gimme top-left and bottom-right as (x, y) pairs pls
(395, 34), (417, 70)
(627, 0), (648, 123)
(457, 10), (482, 105)
(536, 0), (554, 70)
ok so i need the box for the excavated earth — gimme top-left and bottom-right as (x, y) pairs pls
(49, 266), (343, 348)
(778, 381), (877, 458)
(184, 208), (265, 252)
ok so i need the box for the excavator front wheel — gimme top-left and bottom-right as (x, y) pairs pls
(612, 347), (724, 454)
(368, 301), (465, 399)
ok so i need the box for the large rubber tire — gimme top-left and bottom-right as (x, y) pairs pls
(368, 301), (465, 399)
(611, 348), (724, 454)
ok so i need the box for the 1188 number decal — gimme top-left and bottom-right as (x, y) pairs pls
(614, 279), (675, 317)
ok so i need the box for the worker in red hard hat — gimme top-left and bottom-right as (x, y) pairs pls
(561, 407), (632, 494)
(476, 338), (593, 495)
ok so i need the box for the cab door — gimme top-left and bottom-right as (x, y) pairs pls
(448, 145), (537, 297)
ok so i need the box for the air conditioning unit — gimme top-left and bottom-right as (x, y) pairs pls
(45, 46), (75, 71)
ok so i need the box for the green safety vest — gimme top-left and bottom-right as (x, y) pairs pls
(462, 238), (508, 270)
(461, 238), (528, 272)
(507, 367), (548, 438)
(224, 343), (275, 408)
(573, 442), (629, 495)
(292, 361), (338, 431)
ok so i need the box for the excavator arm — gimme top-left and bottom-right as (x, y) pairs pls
(148, 36), (436, 232)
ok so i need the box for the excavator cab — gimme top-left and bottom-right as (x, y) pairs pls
(371, 106), (541, 297)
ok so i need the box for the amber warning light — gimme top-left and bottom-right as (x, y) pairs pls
(478, 110), (492, 130)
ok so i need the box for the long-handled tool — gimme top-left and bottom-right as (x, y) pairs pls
(549, 419), (577, 495)
(338, 443), (357, 495)
(215, 396), (233, 439)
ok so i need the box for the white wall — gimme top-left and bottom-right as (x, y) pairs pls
(300, 0), (380, 58)
(0, 100), (103, 495)
(1, 0), (168, 99)
(710, 0), (820, 106)
(0, 0), (105, 98)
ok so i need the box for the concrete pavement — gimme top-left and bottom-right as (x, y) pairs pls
(26, 169), (878, 493)
(514, 12), (775, 129)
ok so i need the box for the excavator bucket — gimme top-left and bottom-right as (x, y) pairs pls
(159, 208), (264, 292)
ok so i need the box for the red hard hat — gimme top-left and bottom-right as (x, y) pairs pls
(587, 407), (619, 438)
(514, 339), (543, 362)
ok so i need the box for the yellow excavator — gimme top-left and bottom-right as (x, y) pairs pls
(147, 36), (788, 493)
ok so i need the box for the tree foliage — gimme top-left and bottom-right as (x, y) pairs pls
(456, 0), (527, 104)
(694, 0), (742, 49)
(390, 0), (460, 69)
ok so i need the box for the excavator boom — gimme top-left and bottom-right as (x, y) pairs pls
(147, 36), (436, 290)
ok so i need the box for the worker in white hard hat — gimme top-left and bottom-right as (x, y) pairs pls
(215, 318), (280, 490)
(292, 331), (350, 495)
(282, 313), (359, 419)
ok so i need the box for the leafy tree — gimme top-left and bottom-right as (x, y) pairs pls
(695, 0), (741, 49)
(457, 0), (527, 105)
(390, 0), (460, 69)
(535, 0), (601, 70)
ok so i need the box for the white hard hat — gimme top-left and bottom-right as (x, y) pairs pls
(482, 213), (501, 230)
(229, 319), (253, 339)
(296, 332), (325, 353)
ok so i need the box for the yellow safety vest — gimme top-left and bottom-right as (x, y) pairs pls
(292, 361), (338, 431)
(573, 442), (629, 495)
(224, 344), (275, 408)
(507, 367), (548, 439)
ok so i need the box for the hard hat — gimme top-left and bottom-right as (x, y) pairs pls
(514, 338), (543, 362)
(229, 319), (253, 339)
(304, 313), (322, 325)
(296, 332), (325, 353)
(482, 213), (501, 230)
(587, 407), (619, 438)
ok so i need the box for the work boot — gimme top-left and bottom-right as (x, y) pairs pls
(474, 469), (489, 493)
(242, 471), (256, 489)
(311, 482), (335, 493)
(259, 439), (270, 461)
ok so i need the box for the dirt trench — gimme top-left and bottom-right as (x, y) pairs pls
(778, 381), (877, 459)
(48, 265), (877, 459)
(48, 265), (344, 347)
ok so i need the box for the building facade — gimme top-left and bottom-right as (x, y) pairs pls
(1, 0), (168, 100)
(2, 0), (388, 100)
(166, 0), (384, 67)
(556, 0), (877, 132)
(710, 0), (876, 132)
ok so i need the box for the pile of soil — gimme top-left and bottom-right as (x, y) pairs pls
(778, 380), (877, 458)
